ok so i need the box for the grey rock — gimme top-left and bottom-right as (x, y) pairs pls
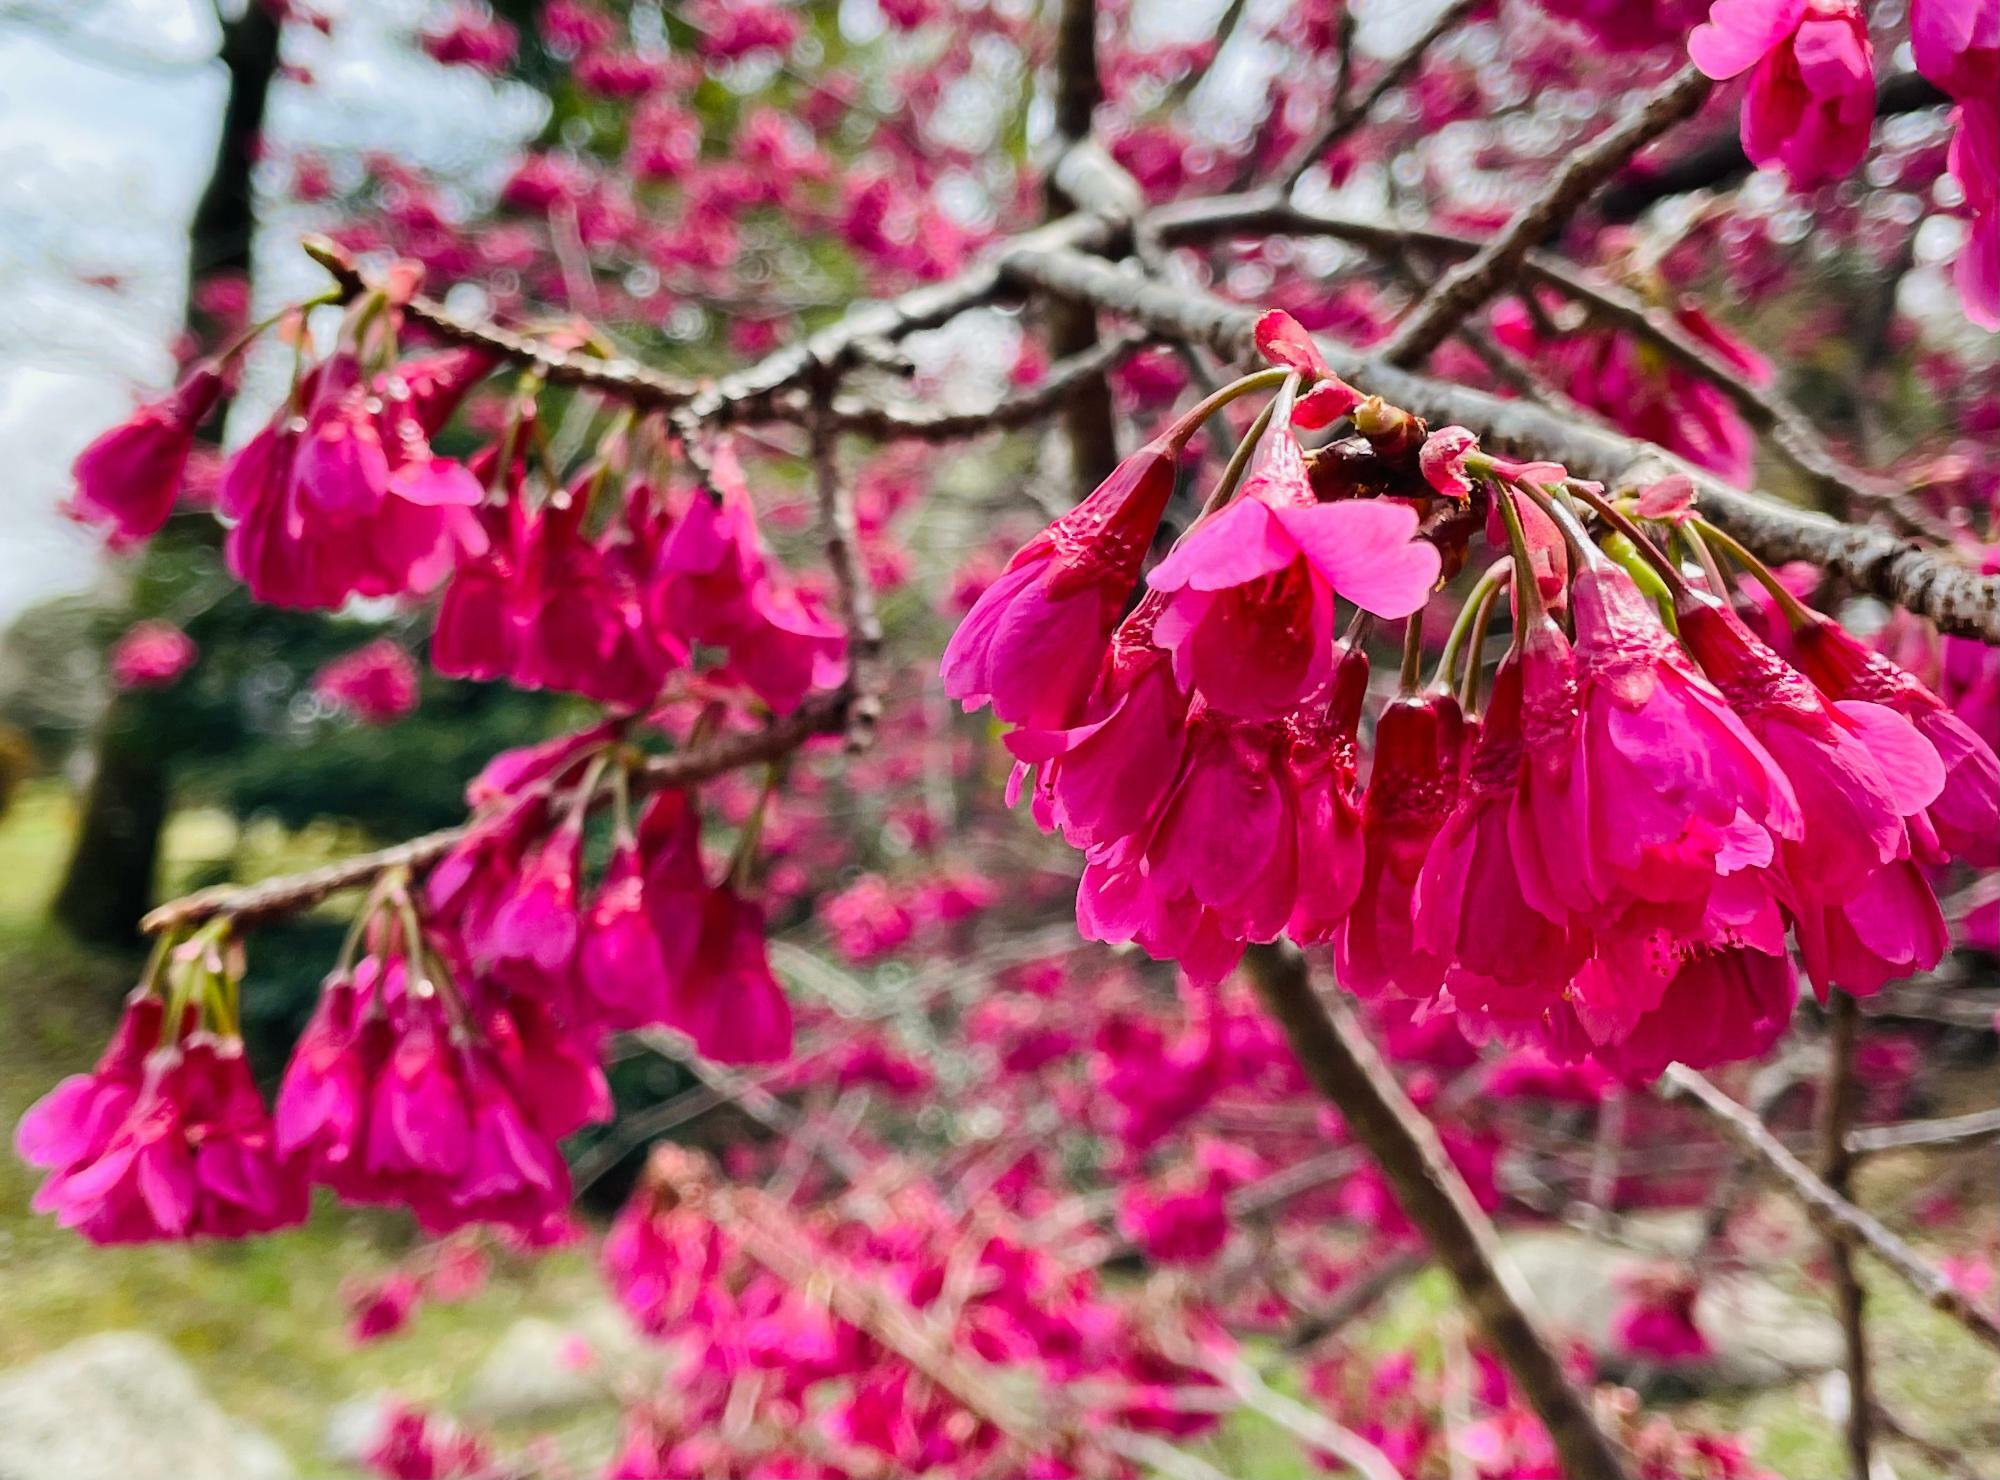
(462, 1304), (657, 1424)
(1506, 1221), (1843, 1392)
(322, 1392), (396, 1468)
(0, 1331), (296, 1480)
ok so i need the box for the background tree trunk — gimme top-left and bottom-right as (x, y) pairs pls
(52, 2), (280, 948)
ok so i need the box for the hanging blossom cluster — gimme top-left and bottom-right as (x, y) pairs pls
(1686, 0), (1998, 325)
(24, 265), (869, 1245)
(944, 311), (2000, 1082)
(15, 700), (830, 1245)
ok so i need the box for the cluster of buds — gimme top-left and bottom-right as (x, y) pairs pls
(16, 712), (808, 1245)
(16, 927), (304, 1242)
(945, 311), (1999, 1082)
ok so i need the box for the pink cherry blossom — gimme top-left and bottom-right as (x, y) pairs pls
(1148, 419), (1437, 720)
(1688, 0), (1876, 189)
(941, 429), (1183, 731)
(109, 621), (196, 689)
(315, 639), (420, 723)
(65, 364), (225, 546)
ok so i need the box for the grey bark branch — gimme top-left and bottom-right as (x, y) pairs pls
(1151, 195), (1957, 540)
(1848, 1106), (2000, 1157)
(1042, 0), (1122, 492)
(1665, 1065), (2000, 1352)
(1816, 995), (1874, 1480)
(996, 243), (2000, 641)
(810, 382), (884, 750)
(1382, 65), (1715, 367)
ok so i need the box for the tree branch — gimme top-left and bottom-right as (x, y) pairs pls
(1043, 0), (1122, 492)
(826, 329), (1150, 440)
(1151, 195), (1957, 540)
(1848, 1106), (2000, 1158)
(1244, 945), (1635, 1480)
(810, 383), (884, 750)
(1381, 64), (1714, 367)
(1815, 994), (1873, 1480)
(310, 211), (1123, 426)
(996, 244), (2000, 641)
(137, 691), (854, 935)
(1664, 1065), (2000, 1352)
(1276, 0), (1487, 192)
(1597, 70), (1948, 222)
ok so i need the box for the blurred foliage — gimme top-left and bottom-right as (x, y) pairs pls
(3, 517), (577, 839)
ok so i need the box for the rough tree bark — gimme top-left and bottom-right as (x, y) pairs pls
(1040, 0), (1121, 491)
(53, 1), (281, 948)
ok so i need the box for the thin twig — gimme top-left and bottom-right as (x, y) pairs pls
(1382, 64), (1714, 366)
(1664, 1064), (2000, 1352)
(1195, 1350), (1402, 1480)
(810, 381), (884, 751)
(1283, 1248), (1427, 1353)
(1816, 993), (1874, 1480)
(1871, 1401), (1991, 1480)
(827, 330), (1150, 440)
(1244, 945), (1635, 1480)
(1597, 69), (1948, 222)
(1849, 1107), (2000, 1158)
(138, 691), (853, 934)
(1276, 0), (1486, 191)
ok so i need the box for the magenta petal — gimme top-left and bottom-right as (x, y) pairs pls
(1834, 700), (1947, 816)
(1271, 500), (1439, 619)
(389, 456), (485, 507)
(1148, 497), (1295, 592)
(1688, 0), (1806, 78)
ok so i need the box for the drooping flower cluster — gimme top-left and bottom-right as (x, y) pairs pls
(17, 706), (821, 1245)
(949, 318), (1442, 988)
(425, 736), (796, 1065)
(16, 941), (304, 1244)
(1688, 0), (1877, 190)
(222, 308), (495, 610)
(945, 341), (1998, 1081)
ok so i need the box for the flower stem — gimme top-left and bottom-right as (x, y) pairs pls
(1680, 521), (1730, 597)
(1514, 479), (1603, 569)
(1191, 380), (1289, 523)
(1692, 516), (1818, 628)
(1566, 482), (1692, 600)
(1492, 481), (1546, 630)
(1459, 575), (1508, 716)
(1432, 558), (1512, 696)
(1399, 607), (1426, 695)
(1164, 366), (1291, 451)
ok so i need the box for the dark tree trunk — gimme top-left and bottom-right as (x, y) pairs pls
(52, 3), (280, 948)
(52, 702), (171, 946)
